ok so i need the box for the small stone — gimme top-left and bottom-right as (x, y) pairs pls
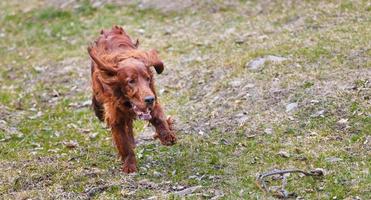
(164, 28), (172, 35)
(229, 79), (243, 87)
(153, 171), (162, 177)
(244, 83), (255, 89)
(257, 35), (269, 40)
(81, 100), (91, 107)
(278, 150), (290, 158)
(92, 1), (103, 8)
(245, 55), (288, 70)
(311, 110), (325, 117)
(311, 168), (325, 176)
(325, 157), (343, 163)
(235, 38), (245, 44)
(235, 113), (249, 124)
(337, 118), (348, 124)
(286, 103), (298, 112)
(64, 140), (78, 149)
(364, 136), (370, 145)
(137, 29), (145, 34)
(89, 132), (99, 139)
(310, 100), (320, 104)
(264, 128), (273, 135)
(309, 131), (318, 136)
(174, 186), (202, 196)
(246, 57), (266, 70)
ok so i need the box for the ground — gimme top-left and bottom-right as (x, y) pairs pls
(0, 0), (370, 199)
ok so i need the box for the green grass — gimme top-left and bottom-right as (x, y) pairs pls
(0, 0), (370, 199)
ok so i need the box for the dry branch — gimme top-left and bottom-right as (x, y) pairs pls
(256, 169), (324, 198)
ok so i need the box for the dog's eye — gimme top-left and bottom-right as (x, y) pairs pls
(146, 77), (151, 82)
(128, 79), (136, 84)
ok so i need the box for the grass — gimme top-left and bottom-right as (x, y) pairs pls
(0, 0), (370, 199)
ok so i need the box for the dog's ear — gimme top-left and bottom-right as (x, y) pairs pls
(88, 45), (118, 76)
(114, 49), (165, 74)
(93, 72), (117, 96)
(99, 73), (119, 86)
(143, 49), (164, 74)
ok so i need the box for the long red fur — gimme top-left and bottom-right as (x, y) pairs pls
(89, 26), (176, 173)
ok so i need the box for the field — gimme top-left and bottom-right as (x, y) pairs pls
(0, 0), (370, 199)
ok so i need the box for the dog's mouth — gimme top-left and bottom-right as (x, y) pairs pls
(133, 105), (152, 120)
(124, 101), (152, 120)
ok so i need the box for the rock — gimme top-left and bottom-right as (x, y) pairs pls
(311, 168), (325, 176)
(243, 83), (255, 89)
(138, 0), (193, 12)
(246, 55), (288, 70)
(229, 79), (243, 87)
(364, 135), (371, 146)
(153, 171), (162, 177)
(310, 100), (320, 104)
(198, 130), (205, 136)
(89, 132), (98, 139)
(174, 186), (202, 196)
(325, 157), (343, 163)
(336, 118), (349, 130)
(137, 29), (145, 34)
(92, 1), (103, 8)
(235, 38), (245, 44)
(139, 179), (157, 189)
(309, 131), (318, 136)
(337, 118), (348, 125)
(246, 57), (266, 70)
(69, 100), (91, 108)
(278, 150), (290, 158)
(311, 110), (325, 117)
(264, 128), (273, 135)
(235, 113), (249, 124)
(64, 140), (78, 149)
(286, 103), (298, 112)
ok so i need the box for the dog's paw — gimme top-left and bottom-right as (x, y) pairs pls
(154, 131), (177, 146)
(166, 116), (175, 131)
(122, 164), (137, 174)
(122, 157), (137, 173)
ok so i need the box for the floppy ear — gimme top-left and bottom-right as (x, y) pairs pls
(87, 45), (118, 76)
(98, 73), (119, 86)
(93, 72), (117, 96)
(114, 49), (165, 74)
(143, 49), (164, 74)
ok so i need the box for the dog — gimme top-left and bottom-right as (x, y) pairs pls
(88, 26), (176, 173)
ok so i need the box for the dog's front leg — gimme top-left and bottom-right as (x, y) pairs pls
(150, 103), (177, 145)
(111, 123), (137, 173)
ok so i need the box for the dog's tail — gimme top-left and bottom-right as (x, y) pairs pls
(92, 96), (104, 122)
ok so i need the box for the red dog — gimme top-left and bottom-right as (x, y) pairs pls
(88, 26), (176, 173)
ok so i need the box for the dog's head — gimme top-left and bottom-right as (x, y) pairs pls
(88, 46), (164, 120)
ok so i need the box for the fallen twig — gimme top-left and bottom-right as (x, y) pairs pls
(256, 168), (324, 198)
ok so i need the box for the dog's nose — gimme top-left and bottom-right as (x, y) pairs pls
(144, 96), (155, 105)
